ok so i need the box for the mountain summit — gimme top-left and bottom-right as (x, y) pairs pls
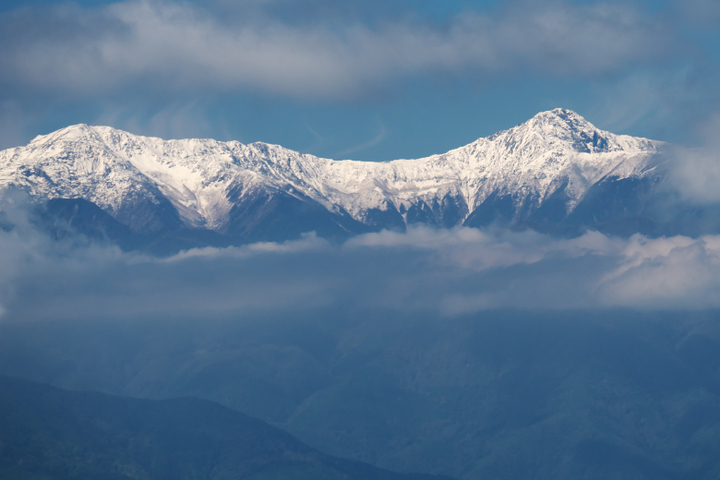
(0, 109), (677, 251)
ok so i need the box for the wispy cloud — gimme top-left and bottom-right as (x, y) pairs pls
(673, 0), (720, 27)
(336, 122), (387, 157)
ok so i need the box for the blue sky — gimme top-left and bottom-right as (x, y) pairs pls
(1, 0), (719, 161)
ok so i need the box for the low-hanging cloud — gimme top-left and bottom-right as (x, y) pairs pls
(3, 193), (720, 324)
(663, 113), (720, 204)
(0, 0), (669, 100)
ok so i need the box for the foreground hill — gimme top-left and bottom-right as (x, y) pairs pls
(5, 109), (712, 253)
(0, 375), (453, 480)
(2, 311), (720, 480)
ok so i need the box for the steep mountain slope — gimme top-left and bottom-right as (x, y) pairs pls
(0, 375), (453, 480)
(0, 109), (667, 247)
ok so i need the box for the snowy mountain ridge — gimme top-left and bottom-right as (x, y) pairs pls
(0, 109), (664, 237)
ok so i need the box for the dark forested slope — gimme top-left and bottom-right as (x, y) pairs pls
(0, 375), (453, 480)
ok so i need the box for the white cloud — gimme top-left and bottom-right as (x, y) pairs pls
(657, 113), (720, 204)
(346, 226), (623, 271)
(167, 232), (330, 261)
(3, 193), (720, 322)
(597, 235), (720, 308)
(0, 0), (670, 100)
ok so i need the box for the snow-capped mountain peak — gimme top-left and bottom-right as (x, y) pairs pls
(0, 109), (664, 239)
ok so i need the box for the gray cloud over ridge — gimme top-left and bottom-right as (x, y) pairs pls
(0, 0), (668, 100)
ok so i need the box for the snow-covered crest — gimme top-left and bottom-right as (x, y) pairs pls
(0, 109), (663, 231)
